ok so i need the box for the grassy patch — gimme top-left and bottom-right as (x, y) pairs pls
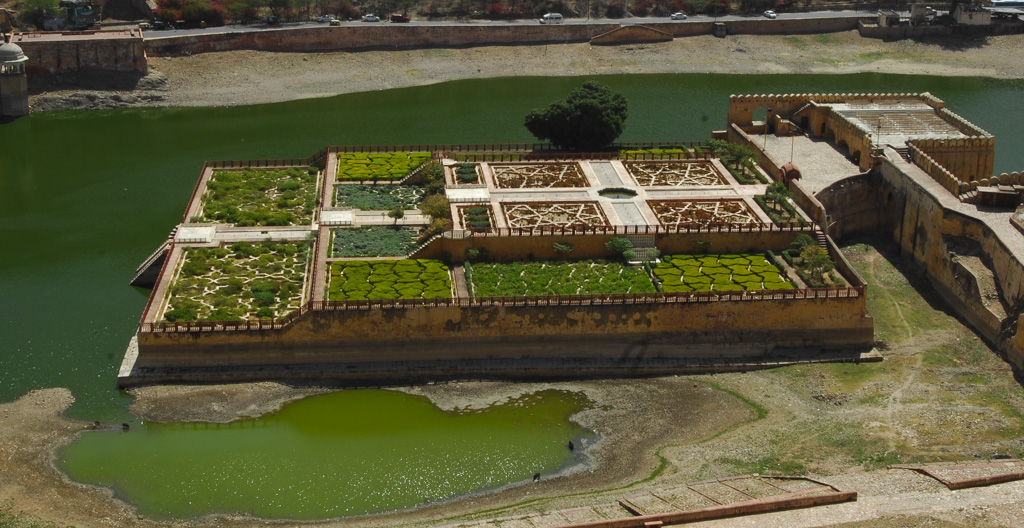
(0, 501), (71, 528)
(337, 152), (431, 181)
(331, 226), (418, 258)
(717, 454), (808, 476)
(335, 184), (423, 210)
(784, 36), (808, 49)
(164, 241), (310, 322)
(199, 167), (318, 226)
(327, 259), (451, 300)
(470, 260), (657, 297)
(654, 254), (793, 292)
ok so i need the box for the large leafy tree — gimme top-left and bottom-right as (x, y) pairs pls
(525, 81), (628, 152)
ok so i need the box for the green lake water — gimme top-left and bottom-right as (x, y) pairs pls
(1, 73), (1023, 520)
(57, 389), (591, 520)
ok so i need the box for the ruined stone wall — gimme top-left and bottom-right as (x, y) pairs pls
(134, 293), (873, 369)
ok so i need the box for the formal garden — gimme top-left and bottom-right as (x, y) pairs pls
(327, 259), (452, 300)
(653, 254), (794, 292)
(331, 226), (419, 257)
(491, 163), (590, 188)
(162, 241), (311, 321)
(502, 202), (608, 228)
(336, 152), (432, 181)
(457, 205), (495, 230)
(625, 161), (728, 187)
(649, 199), (761, 227)
(467, 259), (657, 297)
(196, 167), (319, 226)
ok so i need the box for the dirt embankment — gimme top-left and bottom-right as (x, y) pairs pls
(27, 31), (1024, 111)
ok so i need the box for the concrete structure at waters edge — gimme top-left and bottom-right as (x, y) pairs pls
(727, 92), (1024, 370)
(0, 35), (29, 117)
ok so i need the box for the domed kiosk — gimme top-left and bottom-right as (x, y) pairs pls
(0, 35), (29, 117)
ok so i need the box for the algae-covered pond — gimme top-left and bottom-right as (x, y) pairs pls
(2, 73), (1023, 520)
(58, 389), (592, 520)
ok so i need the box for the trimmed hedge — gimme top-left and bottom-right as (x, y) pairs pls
(327, 259), (452, 300)
(470, 260), (657, 296)
(337, 152), (431, 181)
(654, 253), (794, 292)
(335, 184), (423, 210)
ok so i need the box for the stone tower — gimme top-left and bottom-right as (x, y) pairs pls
(0, 35), (29, 117)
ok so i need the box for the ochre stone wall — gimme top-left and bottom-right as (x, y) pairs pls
(16, 34), (147, 74)
(873, 157), (1024, 369)
(412, 229), (821, 263)
(144, 17), (869, 56)
(134, 294), (873, 368)
(909, 136), (995, 183)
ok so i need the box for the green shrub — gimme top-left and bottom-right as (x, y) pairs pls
(469, 260), (656, 296)
(332, 226), (418, 257)
(328, 259), (452, 300)
(337, 152), (431, 181)
(200, 167), (317, 226)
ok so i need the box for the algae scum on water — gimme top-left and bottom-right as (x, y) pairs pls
(58, 389), (593, 520)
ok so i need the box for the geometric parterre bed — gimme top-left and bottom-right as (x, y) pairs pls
(502, 201), (609, 228)
(654, 254), (794, 292)
(490, 162), (589, 188)
(626, 161), (727, 187)
(327, 259), (452, 300)
(162, 241), (311, 322)
(469, 260), (657, 297)
(457, 204), (495, 230)
(649, 199), (760, 227)
(336, 152), (431, 181)
(198, 167), (318, 226)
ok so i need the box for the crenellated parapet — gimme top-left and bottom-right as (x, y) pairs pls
(907, 142), (970, 197)
(909, 137), (995, 182)
(936, 108), (992, 138)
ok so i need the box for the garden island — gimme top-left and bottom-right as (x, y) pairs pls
(119, 89), (1024, 391)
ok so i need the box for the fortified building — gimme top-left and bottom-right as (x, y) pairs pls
(119, 93), (1022, 387)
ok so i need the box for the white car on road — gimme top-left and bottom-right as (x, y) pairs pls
(763, 10), (777, 18)
(361, 14), (381, 22)
(316, 15), (336, 23)
(670, 12), (688, 20)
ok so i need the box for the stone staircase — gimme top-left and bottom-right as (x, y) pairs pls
(626, 234), (659, 261)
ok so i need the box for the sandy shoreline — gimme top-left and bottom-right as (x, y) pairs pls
(27, 31), (1024, 111)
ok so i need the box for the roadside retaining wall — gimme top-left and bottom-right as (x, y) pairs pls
(143, 17), (870, 56)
